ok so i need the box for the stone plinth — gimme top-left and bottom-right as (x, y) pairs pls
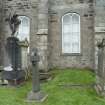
(2, 70), (25, 86)
(27, 91), (48, 102)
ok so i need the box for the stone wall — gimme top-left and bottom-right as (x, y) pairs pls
(36, 0), (49, 71)
(0, 0), (49, 71)
(0, 0), (100, 71)
(48, 0), (95, 69)
(0, 0), (4, 66)
(95, 0), (105, 70)
(1, 0), (38, 67)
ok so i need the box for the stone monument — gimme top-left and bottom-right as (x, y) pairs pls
(27, 48), (48, 102)
(2, 13), (25, 85)
(95, 39), (105, 96)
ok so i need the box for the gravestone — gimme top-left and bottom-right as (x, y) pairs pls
(2, 14), (25, 86)
(97, 47), (104, 77)
(6, 37), (21, 70)
(27, 48), (48, 102)
(95, 39), (105, 96)
(2, 37), (25, 85)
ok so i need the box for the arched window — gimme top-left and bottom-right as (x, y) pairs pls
(62, 13), (80, 54)
(18, 16), (30, 41)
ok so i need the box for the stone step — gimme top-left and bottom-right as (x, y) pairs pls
(40, 72), (52, 81)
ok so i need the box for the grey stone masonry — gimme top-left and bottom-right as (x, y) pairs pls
(95, 0), (105, 70)
(1, 0), (105, 71)
(36, 0), (49, 71)
(0, 0), (4, 66)
(94, 0), (105, 96)
(95, 45), (105, 96)
(0, 0), (38, 67)
(48, 0), (95, 69)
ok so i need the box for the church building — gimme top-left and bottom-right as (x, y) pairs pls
(0, 0), (105, 71)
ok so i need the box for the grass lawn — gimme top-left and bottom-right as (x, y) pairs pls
(0, 69), (105, 105)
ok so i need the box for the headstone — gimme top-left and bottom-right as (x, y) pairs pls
(2, 14), (25, 86)
(95, 39), (105, 96)
(2, 37), (25, 86)
(6, 37), (21, 70)
(27, 48), (48, 102)
(97, 47), (104, 77)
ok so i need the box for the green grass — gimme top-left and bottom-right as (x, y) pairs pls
(0, 69), (105, 105)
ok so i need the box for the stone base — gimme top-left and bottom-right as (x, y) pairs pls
(1, 70), (25, 86)
(94, 84), (105, 96)
(27, 91), (48, 102)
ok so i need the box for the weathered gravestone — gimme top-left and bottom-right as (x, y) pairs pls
(2, 37), (25, 85)
(95, 39), (105, 96)
(1, 14), (25, 86)
(27, 48), (48, 102)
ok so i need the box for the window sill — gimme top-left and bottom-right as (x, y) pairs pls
(60, 53), (82, 56)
